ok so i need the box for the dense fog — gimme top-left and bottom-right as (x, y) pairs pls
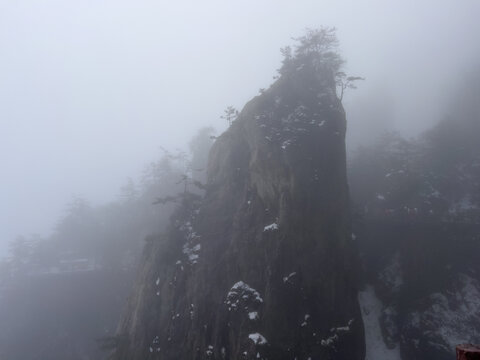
(1, 1), (480, 359)
(2, 0), (480, 255)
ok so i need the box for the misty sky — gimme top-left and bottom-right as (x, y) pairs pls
(1, 0), (480, 256)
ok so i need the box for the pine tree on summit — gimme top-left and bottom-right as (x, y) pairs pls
(279, 27), (363, 101)
(279, 27), (343, 76)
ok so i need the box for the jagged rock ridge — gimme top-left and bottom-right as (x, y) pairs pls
(114, 29), (365, 360)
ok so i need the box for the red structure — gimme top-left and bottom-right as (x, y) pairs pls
(457, 344), (480, 360)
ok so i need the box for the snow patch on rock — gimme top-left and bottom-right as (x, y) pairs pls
(179, 220), (201, 264)
(226, 281), (263, 311)
(263, 223), (278, 232)
(283, 272), (297, 283)
(248, 333), (267, 345)
(248, 311), (259, 320)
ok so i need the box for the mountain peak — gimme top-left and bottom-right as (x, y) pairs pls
(113, 29), (364, 360)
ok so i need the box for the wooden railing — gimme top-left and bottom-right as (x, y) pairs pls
(457, 344), (480, 359)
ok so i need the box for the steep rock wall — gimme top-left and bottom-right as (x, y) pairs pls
(114, 62), (364, 360)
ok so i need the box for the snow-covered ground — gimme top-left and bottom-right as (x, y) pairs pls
(358, 285), (401, 360)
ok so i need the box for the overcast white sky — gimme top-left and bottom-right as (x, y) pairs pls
(1, 0), (480, 256)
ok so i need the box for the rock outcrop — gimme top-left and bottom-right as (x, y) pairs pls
(114, 30), (365, 360)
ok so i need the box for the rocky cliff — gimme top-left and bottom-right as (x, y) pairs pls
(113, 29), (365, 360)
(349, 103), (480, 360)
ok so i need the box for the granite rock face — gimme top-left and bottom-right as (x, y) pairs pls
(114, 37), (364, 360)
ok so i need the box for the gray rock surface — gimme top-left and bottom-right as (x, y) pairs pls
(113, 48), (364, 360)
